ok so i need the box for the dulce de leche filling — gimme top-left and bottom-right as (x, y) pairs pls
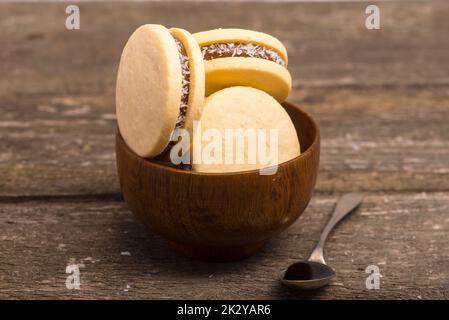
(154, 37), (191, 167)
(174, 39), (190, 129)
(201, 42), (286, 67)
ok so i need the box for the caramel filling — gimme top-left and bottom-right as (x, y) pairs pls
(154, 38), (191, 168)
(174, 39), (190, 128)
(201, 42), (286, 67)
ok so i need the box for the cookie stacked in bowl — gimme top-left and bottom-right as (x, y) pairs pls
(116, 24), (299, 173)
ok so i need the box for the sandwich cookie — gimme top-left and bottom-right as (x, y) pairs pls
(116, 24), (205, 159)
(192, 87), (300, 173)
(193, 28), (291, 102)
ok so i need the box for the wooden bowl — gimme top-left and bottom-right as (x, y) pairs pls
(116, 102), (320, 261)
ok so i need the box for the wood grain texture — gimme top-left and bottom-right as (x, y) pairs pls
(1, 1), (448, 95)
(1, 86), (448, 196)
(299, 86), (449, 192)
(0, 193), (448, 299)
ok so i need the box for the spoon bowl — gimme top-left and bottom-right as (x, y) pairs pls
(280, 261), (335, 290)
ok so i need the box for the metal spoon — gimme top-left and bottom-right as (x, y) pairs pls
(280, 193), (364, 290)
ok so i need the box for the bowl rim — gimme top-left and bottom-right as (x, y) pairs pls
(117, 101), (320, 176)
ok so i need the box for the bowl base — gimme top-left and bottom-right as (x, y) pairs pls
(170, 241), (266, 262)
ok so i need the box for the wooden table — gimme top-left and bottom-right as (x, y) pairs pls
(1, 1), (448, 299)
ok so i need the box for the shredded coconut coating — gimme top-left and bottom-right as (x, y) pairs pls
(201, 42), (286, 67)
(175, 39), (190, 128)
(154, 39), (191, 169)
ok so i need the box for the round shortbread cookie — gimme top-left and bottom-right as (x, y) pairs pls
(192, 87), (300, 173)
(203, 57), (291, 103)
(116, 24), (204, 158)
(193, 28), (292, 102)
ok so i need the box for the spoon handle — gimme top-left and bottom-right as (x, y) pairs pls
(308, 193), (364, 264)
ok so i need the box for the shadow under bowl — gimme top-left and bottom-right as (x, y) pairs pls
(116, 102), (320, 262)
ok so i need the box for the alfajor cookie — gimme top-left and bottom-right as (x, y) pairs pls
(193, 28), (292, 102)
(116, 24), (205, 159)
(192, 87), (300, 173)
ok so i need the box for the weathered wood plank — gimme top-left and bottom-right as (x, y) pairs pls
(298, 86), (449, 192)
(0, 192), (448, 299)
(1, 1), (448, 97)
(1, 86), (448, 196)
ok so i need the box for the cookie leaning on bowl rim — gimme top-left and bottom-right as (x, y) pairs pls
(193, 28), (292, 102)
(116, 24), (205, 159)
